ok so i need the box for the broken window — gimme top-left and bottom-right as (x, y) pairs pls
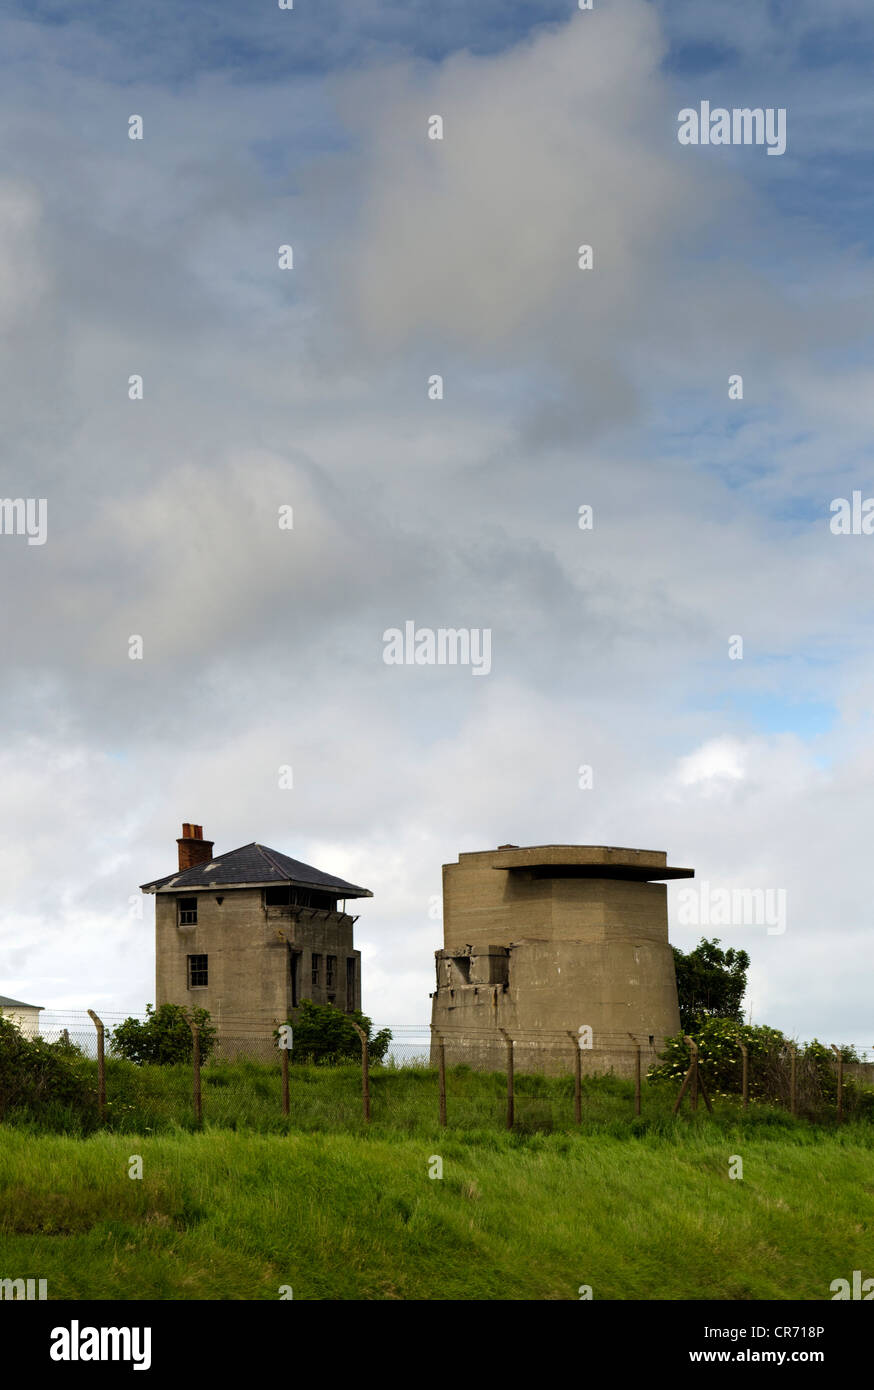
(311, 953), (322, 989)
(326, 956), (336, 990)
(346, 957), (356, 1011)
(178, 897), (197, 926)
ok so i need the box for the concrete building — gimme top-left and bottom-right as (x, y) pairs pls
(429, 844), (693, 1076)
(0, 995), (44, 1038)
(141, 824), (372, 1042)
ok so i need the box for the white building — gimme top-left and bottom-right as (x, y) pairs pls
(0, 994), (44, 1038)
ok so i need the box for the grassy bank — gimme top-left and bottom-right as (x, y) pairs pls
(7, 1056), (868, 1135)
(1, 1124), (872, 1299)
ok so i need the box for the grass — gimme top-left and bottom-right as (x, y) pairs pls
(2, 1062), (871, 1299)
(10, 1054), (869, 1136)
(1, 1123), (872, 1299)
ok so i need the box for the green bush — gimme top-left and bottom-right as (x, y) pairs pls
(649, 1018), (865, 1116)
(110, 1004), (216, 1066)
(280, 1000), (392, 1065)
(0, 1013), (97, 1123)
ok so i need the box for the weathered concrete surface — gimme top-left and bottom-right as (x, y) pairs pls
(430, 845), (691, 1077)
(154, 888), (361, 1055)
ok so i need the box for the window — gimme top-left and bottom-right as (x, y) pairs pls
(346, 957), (356, 1011)
(326, 955), (336, 990)
(265, 886), (338, 911)
(311, 953), (321, 989)
(188, 954), (208, 988)
(178, 897), (197, 926)
(289, 949), (300, 1008)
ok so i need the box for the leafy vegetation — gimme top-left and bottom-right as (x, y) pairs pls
(672, 937), (749, 1032)
(110, 1003), (216, 1066)
(0, 1013), (97, 1125)
(280, 999), (392, 1066)
(649, 1017), (872, 1119)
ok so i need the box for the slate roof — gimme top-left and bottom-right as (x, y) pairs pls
(140, 842), (372, 897)
(0, 995), (43, 1010)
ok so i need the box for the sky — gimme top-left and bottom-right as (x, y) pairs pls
(1, 0), (873, 1045)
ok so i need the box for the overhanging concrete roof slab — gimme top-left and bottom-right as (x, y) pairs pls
(489, 845), (694, 880)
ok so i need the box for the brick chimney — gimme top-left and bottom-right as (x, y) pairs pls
(176, 823), (214, 872)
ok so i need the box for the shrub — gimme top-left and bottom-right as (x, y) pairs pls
(110, 1004), (216, 1065)
(0, 1013), (97, 1122)
(649, 1018), (864, 1117)
(279, 1000), (392, 1065)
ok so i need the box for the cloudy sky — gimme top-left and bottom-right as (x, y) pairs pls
(2, 0), (873, 1045)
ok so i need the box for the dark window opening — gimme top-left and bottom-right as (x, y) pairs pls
(311, 953), (321, 989)
(179, 896), (197, 926)
(188, 954), (208, 988)
(326, 955), (336, 990)
(452, 956), (471, 984)
(265, 885), (338, 911)
(289, 949), (300, 1008)
(346, 957), (356, 1011)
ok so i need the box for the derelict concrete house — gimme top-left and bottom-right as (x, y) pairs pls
(430, 844), (692, 1077)
(140, 824), (372, 1043)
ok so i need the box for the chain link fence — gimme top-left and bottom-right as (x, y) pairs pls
(3, 1010), (872, 1133)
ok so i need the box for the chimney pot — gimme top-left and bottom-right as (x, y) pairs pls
(177, 823), (214, 871)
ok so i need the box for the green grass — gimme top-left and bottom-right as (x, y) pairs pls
(1, 1123), (872, 1299)
(12, 1055), (869, 1136)
(2, 1063), (870, 1299)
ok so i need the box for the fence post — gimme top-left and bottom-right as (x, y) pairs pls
(789, 1044), (797, 1116)
(87, 1010), (106, 1122)
(185, 1012), (202, 1127)
(280, 1032), (290, 1118)
(628, 1033), (641, 1117)
(349, 1021), (370, 1123)
(435, 1033), (447, 1128)
(740, 1042), (749, 1111)
(500, 1029), (514, 1130)
(831, 1044), (843, 1123)
(567, 1031), (582, 1125)
(673, 1037), (713, 1116)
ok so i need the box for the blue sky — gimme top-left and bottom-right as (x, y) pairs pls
(1, 0), (874, 1041)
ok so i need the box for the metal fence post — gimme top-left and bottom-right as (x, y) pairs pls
(628, 1033), (641, 1116)
(349, 1021), (370, 1123)
(436, 1033), (447, 1128)
(281, 1043), (290, 1117)
(185, 1012), (202, 1127)
(500, 1029), (514, 1129)
(740, 1042), (749, 1110)
(789, 1044), (797, 1116)
(567, 1031), (582, 1125)
(87, 1010), (106, 1122)
(674, 1037), (713, 1116)
(831, 1044), (843, 1123)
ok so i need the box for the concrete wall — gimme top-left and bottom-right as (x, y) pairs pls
(431, 848), (683, 1077)
(155, 889), (361, 1042)
(443, 856), (669, 948)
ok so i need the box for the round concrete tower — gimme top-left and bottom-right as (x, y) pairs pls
(429, 844), (692, 1076)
